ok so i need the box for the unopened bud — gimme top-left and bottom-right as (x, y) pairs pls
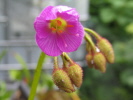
(86, 53), (94, 68)
(66, 63), (83, 87)
(93, 52), (106, 73)
(52, 69), (75, 93)
(97, 38), (114, 63)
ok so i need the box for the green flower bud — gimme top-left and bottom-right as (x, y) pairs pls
(86, 53), (94, 68)
(93, 52), (106, 73)
(97, 38), (114, 63)
(66, 63), (83, 88)
(52, 69), (75, 93)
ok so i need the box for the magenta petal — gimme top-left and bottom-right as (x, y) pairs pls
(34, 6), (57, 38)
(57, 9), (79, 21)
(39, 6), (56, 20)
(36, 34), (62, 56)
(54, 6), (72, 12)
(57, 23), (84, 52)
(66, 21), (78, 34)
(34, 20), (50, 38)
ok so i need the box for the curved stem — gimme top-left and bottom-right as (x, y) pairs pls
(84, 28), (101, 40)
(28, 52), (46, 100)
(86, 42), (91, 53)
(85, 33), (96, 53)
(63, 52), (73, 64)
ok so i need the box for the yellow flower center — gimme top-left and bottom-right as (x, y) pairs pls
(49, 17), (67, 34)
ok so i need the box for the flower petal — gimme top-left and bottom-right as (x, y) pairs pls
(34, 20), (51, 38)
(36, 34), (62, 56)
(54, 6), (72, 12)
(39, 6), (56, 20)
(56, 8), (79, 21)
(57, 23), (84, 52)
(65, 21), (78, 35)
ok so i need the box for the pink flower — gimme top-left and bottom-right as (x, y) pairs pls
(34, 6), (84, 56)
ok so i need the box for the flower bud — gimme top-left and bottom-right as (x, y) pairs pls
(66, 63), (83, 87)
(93, 52), (106, 73)
(86, 53), (94, 68)
(52, 69), (75, 93)
(97, 38), (114, 63)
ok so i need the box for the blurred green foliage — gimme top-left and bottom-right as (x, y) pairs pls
(9, 53), (54, 89)
(80, 0), (133, 100)
(9, 53), (31, 83)
(1, 52), (54, 99)
(0, 50), (6, 62)
(0, 51), (11, 100)
(88, 0), (133, 41)
(0, 81), (12, 100)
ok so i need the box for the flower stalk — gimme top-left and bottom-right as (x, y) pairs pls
(54, 57), (59, 69)
(84, 33), (96, 53)
(28, 52), (46, 100)
(84, 28), (101, 40)
(61, 54), (69, 68)
(63, 53), (74, 64)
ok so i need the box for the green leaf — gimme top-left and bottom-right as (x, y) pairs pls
(100, 8), (115, 23)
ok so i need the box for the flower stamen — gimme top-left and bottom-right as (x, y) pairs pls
(67, 25), (74, 27)
(49, 17), (67, 34)
(56, 20), (62, 26)
(58, 30), (63, 33)
(51, 27), (56, 31)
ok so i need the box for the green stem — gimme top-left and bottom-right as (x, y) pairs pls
(54, 57), (59, 69)
(84, 28), (101, 40)
(86, 42), (91, 52)
(61, 53), (69, 68)
(28, 52), (45, 100)
(85, 33), (96, 53)
(63, 52), (73, 64)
